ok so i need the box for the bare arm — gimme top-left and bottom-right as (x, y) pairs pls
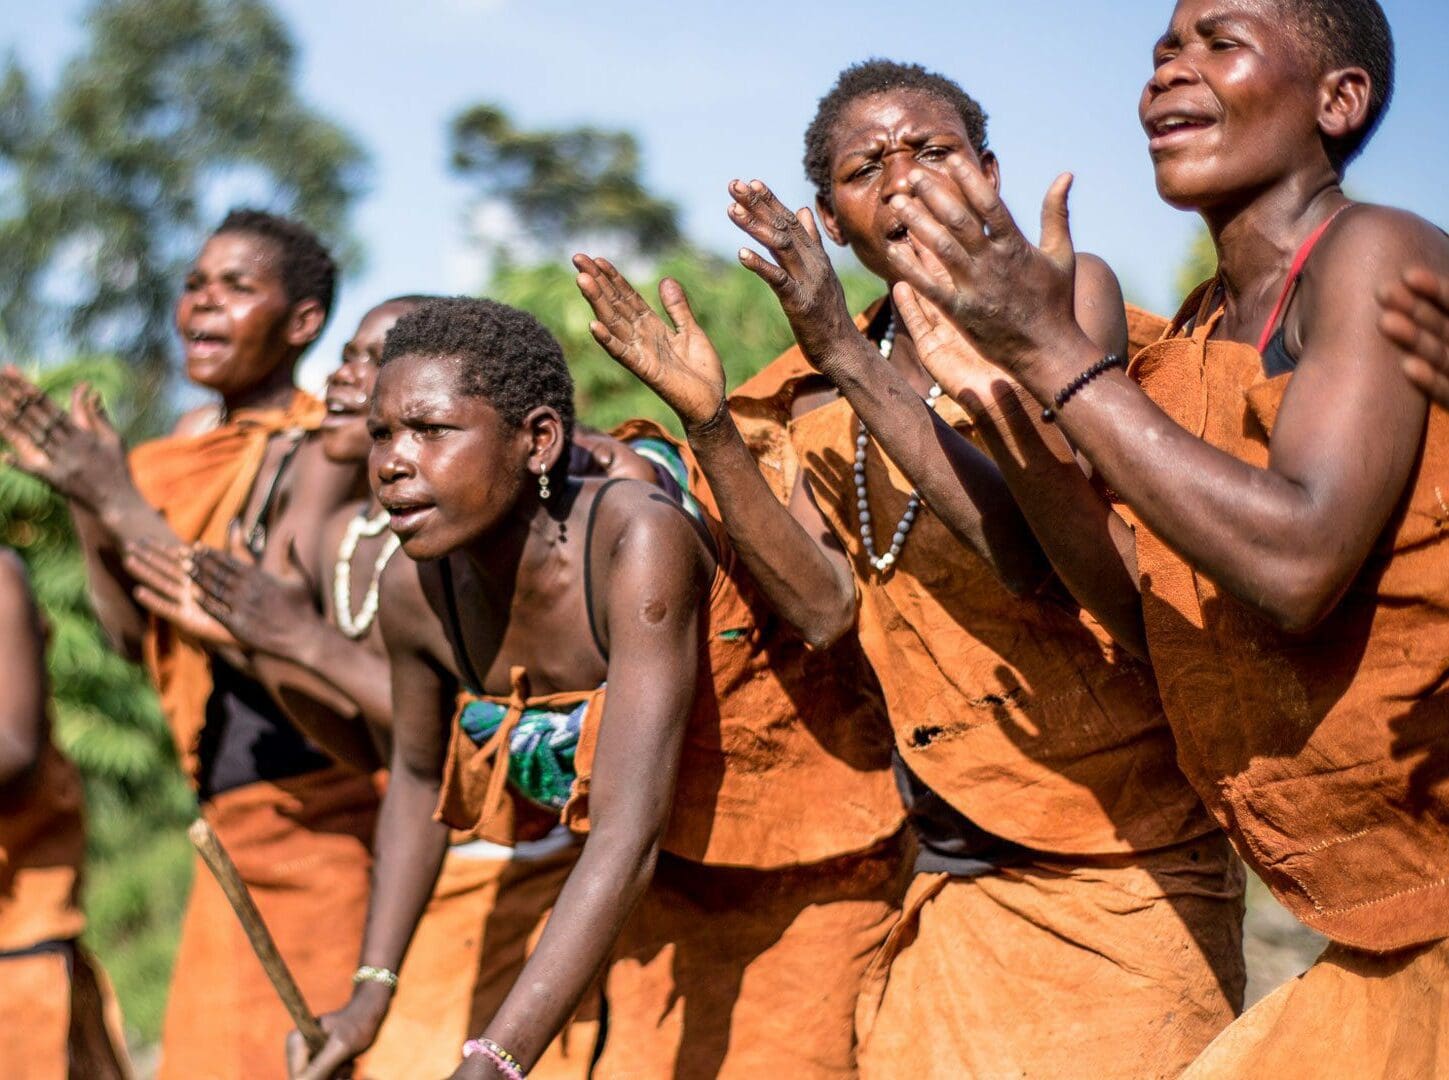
(190, 545), (390, 768)
(727, 180), (1052, 593)
(289, 557), (453, 1080)
(886, 160), (1443, 632)
(465, 489), (709, 1076)
(0, 374), (175, 657)
(574, 255), (856, 646)
(0, 552), (47, 789)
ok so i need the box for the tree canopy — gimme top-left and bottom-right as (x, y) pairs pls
(0, 0), (367, 404)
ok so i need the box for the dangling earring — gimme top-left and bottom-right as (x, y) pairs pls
(537, 470), (551, 501)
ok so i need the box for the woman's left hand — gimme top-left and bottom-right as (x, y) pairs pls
(1379, 265), (1449, 410)
(882, 155), (1090, 383)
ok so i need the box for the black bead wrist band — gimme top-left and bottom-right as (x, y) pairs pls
(1040, 353), (1126, 423)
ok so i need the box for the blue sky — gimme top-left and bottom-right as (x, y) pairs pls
(8, 0), (1449, 391)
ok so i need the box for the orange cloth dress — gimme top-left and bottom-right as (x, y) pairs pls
(724, 306), (1246, 1079)
(435, 431), (909, 1079)
(129, 394), (379, 1080)
(1, 744), (131, 1079)
(1120, 287), (1449, 1078)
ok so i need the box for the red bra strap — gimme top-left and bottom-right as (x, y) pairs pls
(1255, 204), (1352, 354)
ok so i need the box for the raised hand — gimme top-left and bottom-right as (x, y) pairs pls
(191, 545), (318, 658)
(122, 539), (238, 649)
(883, 156), (1087, 379)
(1379, 266), (1449, 410)
(893, 283), (1021, 415)
(573, 255), (726, 431)
(727, 179), (857, 362)
(0, 369), (133, 509)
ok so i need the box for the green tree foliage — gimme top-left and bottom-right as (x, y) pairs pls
(491, 253), (883, 432)
(0, 0), (367, 404)
(1, 358), (193, 1043)
(451, 103), (682, 262)
(453, 104), (880, 428)
(1176, 226), (1219, 300)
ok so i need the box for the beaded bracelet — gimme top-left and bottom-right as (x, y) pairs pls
(1040, 353), (1127, 423)
(462, 1037), (526, 1079)
(351, 965), (399, 990)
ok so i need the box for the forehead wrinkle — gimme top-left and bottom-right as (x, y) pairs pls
(833, 97), (966, 163)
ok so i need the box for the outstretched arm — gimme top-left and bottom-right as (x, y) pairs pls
(288, 559), (453, 1080)
(457, 489), (709, 1078)
(0, 371), (174, 657)
(728, 179), (1054, 593)
(190, 545), (389, 768)
(884, 157), (1442, 632)
(894, 283), (1148, 657)
(574, 255), (856, 647)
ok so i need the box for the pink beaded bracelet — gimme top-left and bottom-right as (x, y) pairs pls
(462, 1037), (526, 1079)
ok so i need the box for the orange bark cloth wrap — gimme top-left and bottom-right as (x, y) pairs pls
(431, 422), (908, 1077)
(435, 424), (902, 868)
(360, 839), (600, 1080)
(157, 764), (377, 1080)
(1, 744), (131, 1077)
(856, 831), (1246, 1079)
(1123, 290), (1449, 951)
(129, 390), (326, 781)
(1182, 936), (1449, 1079)
(729, 304), (1213, 856)
(596, 834), (912, 1080)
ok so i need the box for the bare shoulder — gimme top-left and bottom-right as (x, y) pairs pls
(594, 478), (715, 587)
(1315, 204), (1449, 278)
(171, 403), (222, 438)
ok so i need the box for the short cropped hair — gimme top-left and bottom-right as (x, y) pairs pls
(380, 297), (575, 441)
(213, 208), (339, 326)
(803, 59), (989, 203)
(1280, 0), (1393, 169)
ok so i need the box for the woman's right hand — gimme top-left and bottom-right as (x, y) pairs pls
(573, 255), (727, 432)
(286, 985), (392, 1080)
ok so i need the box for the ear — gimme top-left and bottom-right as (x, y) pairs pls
(1317, 66), (1372, 149)
(816, 194), (846, 247)
(979, 151), (1002, 195)
(284, 298), (327, 350)
(522, 405), (567, 475)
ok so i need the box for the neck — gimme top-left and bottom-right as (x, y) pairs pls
(1203, 170), (1346, 307)
(876, 295), (936, 397)
(220, 358), (300, 417)
(461, 480), (576, 596)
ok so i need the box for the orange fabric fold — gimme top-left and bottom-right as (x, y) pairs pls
(158, 763), (377, 1080)
(597, 836), (911, 1079)
(856, 833), (1246, 1079)
(129, 390), (326, 780)
(611, 419), (904, 868)
(360, 841), (599, 1080)
(0, 945), (132, 1080)
(1123, 297), (1449, 951)
(1183, 937), (1449, 1079)
(732, 303), (1212, 856)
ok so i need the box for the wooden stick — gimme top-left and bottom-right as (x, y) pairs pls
(187, 818), (328, 1054)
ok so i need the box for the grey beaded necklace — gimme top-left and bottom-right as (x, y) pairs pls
(855, 312), (943, 574)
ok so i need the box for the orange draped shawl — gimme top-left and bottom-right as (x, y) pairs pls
(129, 391), (325, 781)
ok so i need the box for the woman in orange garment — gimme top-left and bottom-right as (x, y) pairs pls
(0, 549), (130, 1079)
(577, 58), (1245, 1079)
(0, 210), (375, 1080)
(179, 297), (598, 1080)
(882, 1), (1449, 1074)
